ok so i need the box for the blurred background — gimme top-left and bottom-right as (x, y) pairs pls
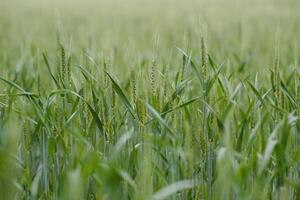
(1, 0), (300, 76)
(1, 0), (300, 199)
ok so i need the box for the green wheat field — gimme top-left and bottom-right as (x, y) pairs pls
(1, 0), (300, 199)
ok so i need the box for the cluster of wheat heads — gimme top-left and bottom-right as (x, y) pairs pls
(1, 0), (300, 199)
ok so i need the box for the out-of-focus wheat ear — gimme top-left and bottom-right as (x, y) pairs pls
(150, 59), (156, 97)
(273, 36), (281, 107)
(135, 97), (141, 126)
(163, 75), (168, 101)
(109, 122), (114, 144)
(111, 81), (116, 110)
(181, 51), (187, 82)
(102, 88), (108, 121)
(67, 56), (72, 88)
(191, 114), (197, 161)
(208, 107), (215, 133)
(61, 45), (66, 87)
(199, 127), (207, 162)
(56, 31), (61, 68)
(132, 73), (137, 105)
(201, 37), (208, 79)
(140, 97), (148, 128)
(0, 95), (6, 124)
(136, 98), (143, 127)
(181, 109), (185, 137)
(23, 120), (30, 151)
(162, 66), (169, 113)
(85, 92), (92, 136)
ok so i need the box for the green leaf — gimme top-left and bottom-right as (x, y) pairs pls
(75, 64), (98, 83)
(258, 124), (280, 174)
(161, 79), (189, 115)
(145, 102), (175, 136)
(176, 47), (203, 83)
(247, 81), (265, 105)
(42, 53), (60, 88)
(152, 179), (198, 200)
(0, 76), (26, 92)
(49, 89), (105, 138)
(280, 80), (298, 109)
(105, 71), (135, 118)
(161, 96), (201, 116)
(206, 63), (224, 95)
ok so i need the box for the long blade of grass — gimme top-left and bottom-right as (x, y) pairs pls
(42, 53), (60, 88)
(105, 71), (135, 118)
(152, 179), (198, 200)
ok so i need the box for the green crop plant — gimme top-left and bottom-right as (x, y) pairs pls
(1, 0), (300, 199)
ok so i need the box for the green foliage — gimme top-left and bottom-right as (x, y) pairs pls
(0, 0), (300, 199)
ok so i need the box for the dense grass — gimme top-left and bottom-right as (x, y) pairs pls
(1, 0), (300, 199)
